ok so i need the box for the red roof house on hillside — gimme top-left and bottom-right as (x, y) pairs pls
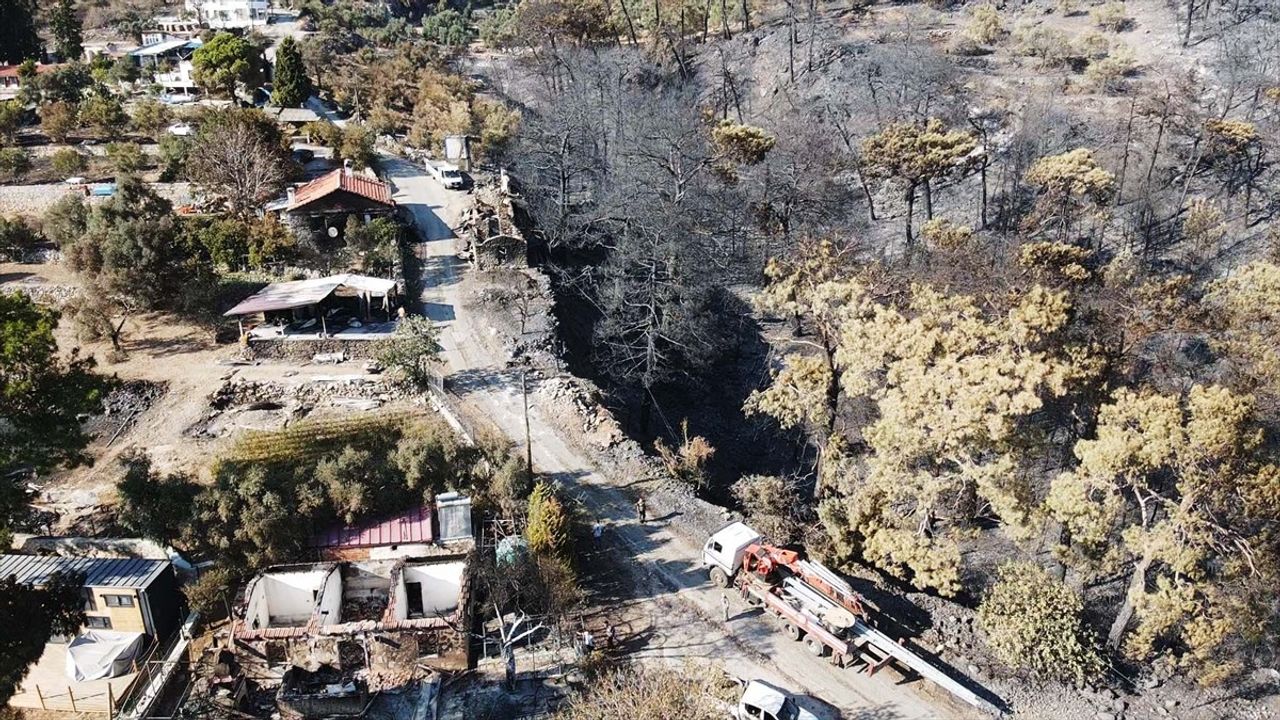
(275, 167), (397, 244)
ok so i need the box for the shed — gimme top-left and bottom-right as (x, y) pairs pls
(223, 274), (400, 332)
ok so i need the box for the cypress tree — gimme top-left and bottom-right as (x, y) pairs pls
(0, 0), (40, 65)
(271, 37), (312, 108)
(50, 0), (84, 62)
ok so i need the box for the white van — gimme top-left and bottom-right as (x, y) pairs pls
(429, 161), (465, 190)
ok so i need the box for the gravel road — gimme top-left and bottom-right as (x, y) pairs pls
(381, 155), (978, 720)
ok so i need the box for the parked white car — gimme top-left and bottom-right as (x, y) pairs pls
(734, 680), (822, 720)
(166, 122), (194, 136)
(428, 161), (465, 190)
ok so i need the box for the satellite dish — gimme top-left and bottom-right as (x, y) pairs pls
(328, 226), (339, 239)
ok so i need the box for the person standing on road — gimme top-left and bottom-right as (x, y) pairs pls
(721, 592), (731, 622)
(636, 496), (647, 523)
(592, 521), (603, 545)
(606, 622), (617, 649)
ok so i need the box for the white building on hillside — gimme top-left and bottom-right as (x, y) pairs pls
(185, 0), (269, 29)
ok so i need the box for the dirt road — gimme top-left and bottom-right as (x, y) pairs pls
(380, 157), (976, 720)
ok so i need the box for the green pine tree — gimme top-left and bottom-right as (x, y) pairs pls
(0, 0), (40, 64)
(49, 0), (83, 62)
(271, 36), (312, 108)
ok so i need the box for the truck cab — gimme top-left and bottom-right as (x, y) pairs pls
(703, 522), (762, 587)
(735, 680), (822, 720)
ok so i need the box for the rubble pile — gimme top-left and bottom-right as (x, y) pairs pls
(192, 376), (416, 438)
(84, 380), (168, 438)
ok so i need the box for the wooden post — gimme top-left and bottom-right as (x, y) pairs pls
(67, 686), (77, 712)
(35, 685), (45, 710)
(108, 683), (115, 719)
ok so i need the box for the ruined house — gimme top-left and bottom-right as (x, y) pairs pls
(221, 555), (470, 717)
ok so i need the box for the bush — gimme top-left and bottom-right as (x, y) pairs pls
(0, 216), (40, 261)
(978, 562), (1102, 686)
(0, 148), (31, 179)
(1090, 1), (1130, 31)
(654, 420), (715, 489)
(379, 315), (443, 388)
(51, 147), (88, 176)
(105, 142), (146, 174)
(42, 193), (88, 247)
(966, 3), (1004, 44)
(183, 567), (235, 618)
(1085, 48), (1137, 92)
(1014, 25), (1078, 68)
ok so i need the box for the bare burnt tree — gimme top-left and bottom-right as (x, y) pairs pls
(186, 108), (292, 217)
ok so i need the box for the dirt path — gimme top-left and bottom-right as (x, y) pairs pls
(381, 158), (977, 720)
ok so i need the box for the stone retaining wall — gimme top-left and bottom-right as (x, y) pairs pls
(245, 337), (394, 361)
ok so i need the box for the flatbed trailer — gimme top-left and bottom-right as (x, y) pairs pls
(706, 522), (1004, 717)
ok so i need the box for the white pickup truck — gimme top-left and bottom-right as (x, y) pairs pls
(427, 161), (466, 189)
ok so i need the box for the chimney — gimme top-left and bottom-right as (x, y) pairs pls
(343, 159), (352, 176)
(286, 187), (296, 205)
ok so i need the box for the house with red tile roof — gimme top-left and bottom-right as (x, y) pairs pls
(272, 166), (398, 246)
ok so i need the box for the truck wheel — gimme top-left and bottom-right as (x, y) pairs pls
(782, 622), (803, 641)
(805, 637), (828, 657)
(710, 567), (729, 587)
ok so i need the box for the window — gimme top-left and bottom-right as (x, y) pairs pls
(103, 594), (135, 608)
(86, 616), (112, 630)
(82, 590), (97, 612)
(710, 541), (722, 553)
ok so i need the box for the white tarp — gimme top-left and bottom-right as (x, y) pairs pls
(65, 631), (145, 682)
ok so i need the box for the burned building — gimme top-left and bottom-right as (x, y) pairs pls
(210, 555), (470, 717)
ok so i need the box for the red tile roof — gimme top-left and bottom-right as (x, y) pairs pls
(288, 168), (394, 211)
(0, 63), (60, 79)
(310, 506), (434, 549)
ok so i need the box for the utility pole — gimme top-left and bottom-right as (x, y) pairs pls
(522, 364), (532, 477)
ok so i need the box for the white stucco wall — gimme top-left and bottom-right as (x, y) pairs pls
(402, 561), (465, 616)
(316, 567), (342, 626)
(262, 569), (328, 626)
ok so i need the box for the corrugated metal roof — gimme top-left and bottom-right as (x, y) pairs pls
(288, 169), (394, 211)
(0, 554), (168, 589)
(310, 506), (434, 549)
(130, 38), (202, 57)
(222, 274), (397, 316)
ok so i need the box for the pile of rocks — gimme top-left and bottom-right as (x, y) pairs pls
(85, 380), (168, 439)
(2, 281), (77, 307)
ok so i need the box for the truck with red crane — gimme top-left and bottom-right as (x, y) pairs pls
(703, 522), (1002, 716)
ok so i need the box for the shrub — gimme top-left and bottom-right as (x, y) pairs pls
(105, 142), (146, 174)
(1090, 1), (1130, 31)
(921, 218), (974, 250)
(654, 420), (715, 489)
(379, 316), (443, 389)
(1085, 47), (1137, 92)
(966, 3), (1004, 44)
(978, 562), (1102, 686)
(1014, 25), (1077, 67)
(0, 216), (40, 261)
(51, 147), (88, 176)
(0, 148), (31, 179)
(183, 566), (235, 618)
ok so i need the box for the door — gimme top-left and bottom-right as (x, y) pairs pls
(406, 582), (424, 617)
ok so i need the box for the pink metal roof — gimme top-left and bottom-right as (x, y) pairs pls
(310, 506), (434, 549)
